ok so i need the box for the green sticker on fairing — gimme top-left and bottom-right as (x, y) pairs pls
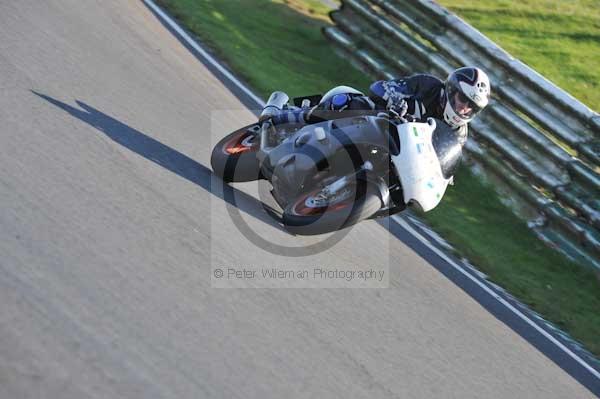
(413, 126), (419, 137)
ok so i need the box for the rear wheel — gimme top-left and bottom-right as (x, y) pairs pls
(282, 179), (382, 235)
(211, 124), (261, 182)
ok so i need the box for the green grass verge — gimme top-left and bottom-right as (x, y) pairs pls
(427, 164), (600, 351)
(155, 0), (600, 356)
(437, 0), (600, 112)
(154, 0), (368, 99)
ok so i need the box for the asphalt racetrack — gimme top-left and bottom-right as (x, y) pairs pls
(0, 1), (597, 397)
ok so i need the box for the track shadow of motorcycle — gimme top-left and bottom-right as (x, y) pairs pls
(211, 90), (463, 236)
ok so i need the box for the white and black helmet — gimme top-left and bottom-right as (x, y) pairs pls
(443, 67), (491, 128)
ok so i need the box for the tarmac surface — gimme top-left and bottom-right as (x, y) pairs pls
(0, 1), (596, 397)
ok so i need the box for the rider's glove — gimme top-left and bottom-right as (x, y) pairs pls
(387, 99), (411, 122)
(388, 98), (408, 118)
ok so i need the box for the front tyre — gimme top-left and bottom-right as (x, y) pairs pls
(211, 124), (261, 182)
(282, 180), (382, 235)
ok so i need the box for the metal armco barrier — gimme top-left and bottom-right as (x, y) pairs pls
(323, 0), (600, 270)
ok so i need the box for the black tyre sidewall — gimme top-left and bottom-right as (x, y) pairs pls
(211, 125), (261, 182)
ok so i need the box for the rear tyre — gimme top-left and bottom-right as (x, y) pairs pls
(211, 124), (261, 182)
(282, 180), (382, 235)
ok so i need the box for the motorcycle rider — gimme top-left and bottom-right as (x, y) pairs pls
(261, 66), (491, 146)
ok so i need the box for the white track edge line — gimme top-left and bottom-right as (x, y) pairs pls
(142, 0), (266, 108)
(142, 0), (600, 382)
(392, 214), (600, 380)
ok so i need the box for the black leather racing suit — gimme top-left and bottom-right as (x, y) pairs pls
(270, 74), (468, 146)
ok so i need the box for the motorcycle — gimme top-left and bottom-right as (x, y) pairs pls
(210, 86), (462, 235)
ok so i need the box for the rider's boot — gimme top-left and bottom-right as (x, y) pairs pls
(259, 91), (289, 123)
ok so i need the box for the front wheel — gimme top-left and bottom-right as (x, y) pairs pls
(211, 124), (261, 182)
(282, 179), (382, 235)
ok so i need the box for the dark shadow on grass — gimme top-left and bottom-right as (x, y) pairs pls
(31, 90), (284, 230)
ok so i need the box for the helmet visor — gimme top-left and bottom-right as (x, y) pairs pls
(447, 85), (482, 119)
